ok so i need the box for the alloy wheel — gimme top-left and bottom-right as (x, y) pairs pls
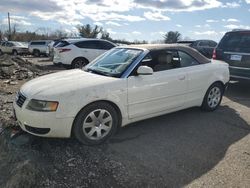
(207, 87), (221, 108)
(82, 109), (113, 140)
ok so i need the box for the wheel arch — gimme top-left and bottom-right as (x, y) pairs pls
(202, 80), (226, 105)
(208, 80), (226, 94)
(71, 56), (89, 65)
(71, 100), (122, 137)
(201, 80), (226, 111)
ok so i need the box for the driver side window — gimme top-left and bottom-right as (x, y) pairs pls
(131, 50), (181, 76)
(142, 50), (181, 72)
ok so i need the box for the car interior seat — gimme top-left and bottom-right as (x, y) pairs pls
(154, 53), (173, 72)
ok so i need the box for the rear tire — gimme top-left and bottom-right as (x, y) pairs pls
(71, 58), (88, 69)
(73, 102), (118, 145)
(201, 83), (224, 111)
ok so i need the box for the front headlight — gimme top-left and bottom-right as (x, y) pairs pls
(26, 99), (58, 112)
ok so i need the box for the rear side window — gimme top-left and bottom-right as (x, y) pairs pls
(219, 32), (250, 53)
(74, 40), (115, 50)
(30, 42), (46, 45)
(74, 41), (97, 49)
(178, 51), (199, 67)
(56, 41), (70, 47)
(96, 41), (115, 50)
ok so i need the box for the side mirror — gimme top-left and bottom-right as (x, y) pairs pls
(137, 66), (153, 75)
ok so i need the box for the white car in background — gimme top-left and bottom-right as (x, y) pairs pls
(0, 41), (29, 55)
(13, 44), (229, 145)
(28, 40), (51, 57)
(53, 38), (116, 68)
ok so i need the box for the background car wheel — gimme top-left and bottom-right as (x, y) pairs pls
(71, 58), (88, 69)
(13, 50), (18, 56)
(73, 102), (119, 145)
(33, 50), (40, 57)
(201, 82), (224, 111)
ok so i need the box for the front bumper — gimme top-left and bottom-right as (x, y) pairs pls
(13, 101), (74, 138)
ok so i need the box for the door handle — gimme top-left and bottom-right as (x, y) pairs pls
(179, 75), (186, 80)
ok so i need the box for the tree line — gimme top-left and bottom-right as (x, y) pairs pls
(0, 23), (182, 44)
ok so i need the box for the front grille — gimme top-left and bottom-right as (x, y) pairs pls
(16, 92), (27, 108)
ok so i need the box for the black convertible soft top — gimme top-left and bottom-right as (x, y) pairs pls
(126, 44), (211, 64)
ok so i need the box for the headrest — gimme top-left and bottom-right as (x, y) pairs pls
(158, 53), (172, 64)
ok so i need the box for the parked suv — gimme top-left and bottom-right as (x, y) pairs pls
(178, 40), (217, 58)
(0, 41), (29, 55)
(213, 30), (250, 80)
(53, 38), (116, 68)
(28, 40), (51, 57)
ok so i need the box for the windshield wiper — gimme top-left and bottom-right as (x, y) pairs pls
(86, 68), (111, 76)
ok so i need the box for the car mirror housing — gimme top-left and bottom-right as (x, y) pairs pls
(137, 66), (153, 75)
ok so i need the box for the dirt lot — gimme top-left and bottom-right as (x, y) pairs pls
(0, 56), (249, 188)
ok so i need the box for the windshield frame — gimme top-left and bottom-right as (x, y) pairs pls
(85, 47), (148, 78)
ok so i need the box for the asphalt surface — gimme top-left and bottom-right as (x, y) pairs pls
(108, 79), (250, 187)
(0, 57), (249, 187)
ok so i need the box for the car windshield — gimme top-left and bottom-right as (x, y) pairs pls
(13, 42), (25, 47)
(85, 48), (143, 77)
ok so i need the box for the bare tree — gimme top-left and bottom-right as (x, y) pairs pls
(77, 24), (102, 38)
(101, 30), (112, 41)
(50, 30), (68, 39)
(164, 31), (182, 43)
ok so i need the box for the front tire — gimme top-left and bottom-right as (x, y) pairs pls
(73, 102), (119, 145)
(201, 83), (224, 111)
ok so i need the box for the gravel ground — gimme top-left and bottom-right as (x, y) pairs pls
(0, 57), (249, 188)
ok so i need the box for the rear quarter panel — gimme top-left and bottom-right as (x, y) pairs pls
(209, 60), (230, 85)
(184, 61), (229, 108)
(200, 60), (229, 106)
(201, 60), (229, 101)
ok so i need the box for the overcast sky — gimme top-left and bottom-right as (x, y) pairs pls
(0, 0), (250, 42)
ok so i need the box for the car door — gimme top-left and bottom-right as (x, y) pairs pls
(1, 42), (7, 53)
(75, 41), (99, 62)
(5, 42), (13, 53)
(94, 41), (114, 57)
(177, 50), (211, 105)
(127, 50), (188, 119)
(90, 41), (107, 59)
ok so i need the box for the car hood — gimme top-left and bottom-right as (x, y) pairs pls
(15, 46), (28, 49)
(20, 69), (119, 98)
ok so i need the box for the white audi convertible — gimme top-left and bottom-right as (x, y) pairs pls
(13, 44), (229, 145)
